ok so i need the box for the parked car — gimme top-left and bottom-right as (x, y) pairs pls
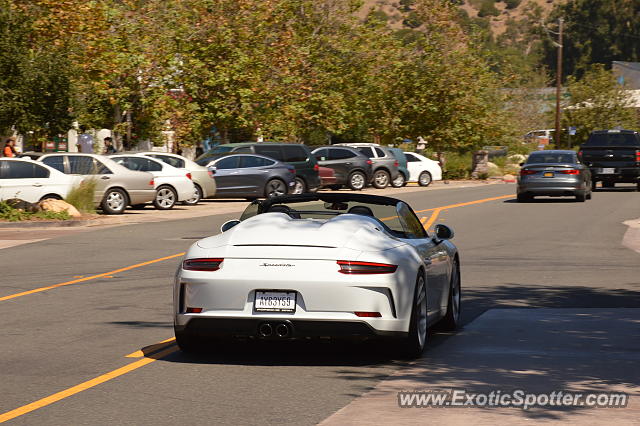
(403, 152), (443, 187)
(195, 142), (320, 194)
(207, 154), (296, 199)
(310, 146), (373, 190)
(17, 151), (45, 160)
(388, 148), (410, 187)
(174, 193), (460, 358)
(110, 154), (196, 210)
(38, 153), (155, 214)
(578, 129), (640, 191)
(0, 158), (83, 202)
(334, 143), (400, 189)
(318, 166), (337, 187)
(137, 152), (217, 204)
(517, 150), (592, 202)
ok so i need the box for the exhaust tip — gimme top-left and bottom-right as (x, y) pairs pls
(275, 323), (290, 338)
(258, 323), (273, 337)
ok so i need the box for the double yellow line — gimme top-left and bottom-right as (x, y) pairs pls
(0, 192), (512, 423)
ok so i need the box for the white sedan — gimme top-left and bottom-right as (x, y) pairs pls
(174, 193), (461, 358)
(404, 152), (443, 186)
(0, 158), (82, 202)
(110, 154), (196, 210)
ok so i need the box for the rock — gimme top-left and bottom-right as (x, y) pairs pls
(5, 198), (40, 213)
(38, 199), (82, 218)
(508, 154), (526, 164)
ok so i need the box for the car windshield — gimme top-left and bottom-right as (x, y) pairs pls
(526, 153), (576, 164)
(195, 146), (236, 165)
(239, 194), (425, 238)
(584, 133), (639, 147)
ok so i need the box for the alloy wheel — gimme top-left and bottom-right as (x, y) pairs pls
(266, 180), (287, 198)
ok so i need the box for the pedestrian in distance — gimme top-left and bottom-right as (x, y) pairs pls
(2, 138), (18, 157)
(76, 126), (94, 153)
(104, 136), (117, 154)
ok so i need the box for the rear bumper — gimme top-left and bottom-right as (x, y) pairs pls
(518, 178), (584, 195)
(175, 317), (405, 340)
(589, 167), (640, 182)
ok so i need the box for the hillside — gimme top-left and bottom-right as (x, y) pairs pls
(357, 0), (562, 36)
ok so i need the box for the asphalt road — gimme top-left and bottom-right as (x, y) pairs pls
(1, 183), (638, 425)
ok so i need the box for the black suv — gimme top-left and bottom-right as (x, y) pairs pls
(334, 143), (400, 189)
(196, 142), (321, 193)
(311, 146), (373, 190)
(578, 129), (640, 191)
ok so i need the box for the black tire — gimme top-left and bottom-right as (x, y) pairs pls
(101, 188), (128, 215)
(400, 273), (428, 359)
(175, 329), (201, 354)
(372, 169), (390, 189)
(292, 177), (306, 194)
(418, 171), (432, 187)
(153, 185), (177, 210)
(347, 171), (366, 191)
(586, 190), (592, 200)
(328, 184), (343, 191)
(39, 194), (62, 202)
(636, 181), (640, 192)
(517, 193), (532, 203)
(436, 259), (461, 331)
(182, 184), (202, 206)
(575, 191), (586, 202)
(391, 172), (406, 188)
(264, 179), (287, 198)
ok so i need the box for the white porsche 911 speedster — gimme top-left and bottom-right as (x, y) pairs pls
(174, 194), (461, 357)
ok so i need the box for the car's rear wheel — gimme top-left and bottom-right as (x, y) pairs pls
(516, 193), (532, 203)
(175, 329), (200, 354)
(636, 181), (640, 192)
(265, 179), (287, 198)
(153, 185), (177, 210)
(292, 177), (306, 194)
(575, 191), (586, 202)
(418, 171), (432, 187)
(101, 188), (127, 215)
(39, 194), (62, 202)
(182, 184), (202, 205)
(348, 172), (366, 190)
(401, 273), (428, 359)
(437, 259), (461, 331)
(372, 170), (390, 189)
(391, 172), (406, 188)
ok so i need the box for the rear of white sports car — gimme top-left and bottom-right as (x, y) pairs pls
(174, 213), (422, 345)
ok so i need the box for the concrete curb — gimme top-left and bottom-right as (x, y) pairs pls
(0, 219), (98, 228)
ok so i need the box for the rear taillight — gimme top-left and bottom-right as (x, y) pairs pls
(394, 161), (399, 167)
(636, 150), (640, 162)
(182, 258), (224, 271)
(208, 170), (214, 178)
(186, 307), (203, 313)
(313, 164), (319, 172)
(520, 169), (537, 176)
(366, 160), (373, 165)
(186, 172), (192, 180)
(337, 260), (397, 274)
(558, 169), (580, 175)
(289, 168), (296, 174)
(578, 150), (583, 159)
(149, 178), (155, 186)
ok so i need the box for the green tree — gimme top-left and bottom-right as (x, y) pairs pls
(562, 64), (636, 147)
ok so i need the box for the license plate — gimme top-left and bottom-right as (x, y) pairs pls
(543, 172), (554, 177)
(254, 291), (297, 313)
(601, 168), (615, 174)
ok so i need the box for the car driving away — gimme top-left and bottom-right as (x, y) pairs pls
(517, 150), (592, 202)
(174, 193), (461, 358)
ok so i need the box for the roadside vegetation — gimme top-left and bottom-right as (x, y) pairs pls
(0, 201), (70, 222)
(65, 180), (97, 214)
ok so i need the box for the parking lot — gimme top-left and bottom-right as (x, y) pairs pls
(1, 181), (638, 424)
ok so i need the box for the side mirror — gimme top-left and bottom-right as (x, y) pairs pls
(434, 224), (454, 240)
(208, 166), (216, 175)
(220, 220), (240, 233)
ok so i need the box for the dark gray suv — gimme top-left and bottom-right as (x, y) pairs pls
(334, 143), (400, 189)
(311, 146), (373, 190)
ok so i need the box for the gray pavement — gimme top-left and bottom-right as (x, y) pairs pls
(0, 182), (638, 425)
(321, 308), (640, 425)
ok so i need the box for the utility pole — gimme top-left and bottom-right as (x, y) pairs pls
(554, 18), (564, 148)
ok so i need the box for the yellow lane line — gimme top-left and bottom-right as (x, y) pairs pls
(413, 194), (512, 214)
(423, 208), (443, 230)
(0, 344), (178, 424)
(0, 253), (185, 302)
(125, 337), (176, 358)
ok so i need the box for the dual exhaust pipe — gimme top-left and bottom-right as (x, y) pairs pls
(258, 321), (292, 338)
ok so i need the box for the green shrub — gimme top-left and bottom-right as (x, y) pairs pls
(442, 152), (473, 180)
(65, 179), (97, 214)
(0, 201), (70, 222)
(478, 0), (499, 17)
(503, 0), (521, 9)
